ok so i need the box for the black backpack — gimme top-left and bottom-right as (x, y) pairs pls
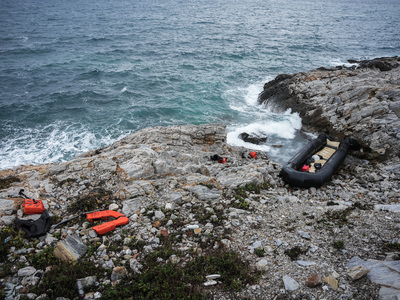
(15, 209), (50, 238)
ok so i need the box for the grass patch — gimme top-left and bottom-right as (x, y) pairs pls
(352, 202), (373, 210)
(333, 240), (344, 250)
(232, 197), (250, 210)
(199, 182), (216, 190)
(28, 247), (59, 270)
(284, 246), (308, 261)
(382, 242), (400, 252)
(184, 248), (260, 291)
(7, 230), (259, 298)
(0, 225), (27, 263)
(68, 188), (113, 213)
(233, 183), (267, 199)
(0, 176), (20, 190)
(318, 202), (371, 226)
(31, 261), (106, 299)
(254, 248), (265, 257)
(227, 182), (271, 211)
(102, 244), (261, 299)
(239, 182), (271, 194)
(192, 204), (226, 226)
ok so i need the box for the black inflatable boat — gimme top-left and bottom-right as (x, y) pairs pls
(280, 134), (354, 188)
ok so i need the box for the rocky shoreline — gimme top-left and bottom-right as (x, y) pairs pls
(259, 56), (400, 162)
(0, 57), (399, 300)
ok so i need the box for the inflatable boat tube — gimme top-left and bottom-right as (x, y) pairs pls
(280, 134), (353, 188)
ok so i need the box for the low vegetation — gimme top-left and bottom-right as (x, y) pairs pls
(68, 188), (114, 213)
(0, 175), (20, 190)
(101, 242), (261, 299)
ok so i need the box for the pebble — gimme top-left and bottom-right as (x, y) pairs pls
(347, 265), (370, 281)
(282, 275), (299, 291)
(204, 280), (218, 286)
(305, 274), (322, 288)
(17, 267), (36, 277)
(111, 266), (128, 282)
(296, 260), (316, 267)
(323, 275), (339, 290)
(255, 259), (269, 271)
(298, 231), (311, 240)
(109, 203), (119, 211)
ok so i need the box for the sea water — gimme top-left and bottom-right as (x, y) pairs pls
(1, 0), (399, 169)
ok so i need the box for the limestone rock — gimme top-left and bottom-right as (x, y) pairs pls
(379, 287), (400, 300)
(296, 260), (316, 267)
(17, 267), (36, 277)
(154, 210), (165, 221)
(1, 120), (398, 300)
(1, 215), (15, 225)
(0, 199), (15, 216)
(122, 197), (145, 217)
(129, 258), (143, 274)
(111, 266), (128, 282)
(256, 259), (269, 271)
(323, 274), (339, 290)
(347, 256), (400, 290)
(374, 204), (400, 213)
(348, 265), (370, 281)
(186, 185), (221, 201)
(109, 203), (119, 211)
(282, 275), (299, 291)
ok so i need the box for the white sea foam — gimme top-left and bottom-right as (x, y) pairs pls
(0, 122), (121, 170)
(328, 58), (358, 68)
(224, 77), (306, 165)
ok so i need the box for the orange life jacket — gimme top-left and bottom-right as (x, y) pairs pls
(86, 210), (129, 235)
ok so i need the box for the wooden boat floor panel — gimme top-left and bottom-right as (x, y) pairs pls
(326, 140), (340, 148)
(316, 147), (336, 160)
(308, 143), (339, 173)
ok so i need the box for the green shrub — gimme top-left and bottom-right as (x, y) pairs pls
(28, 247), (59, 270)
(102, 246), (261, 299)
(68, 188), (113, 213)
(333, 240), (344, 250)
(254, 248), (265, 257)
(0, 225), (26, 263)
(284, 246), (307, 261)
(31, 261), (106, 298)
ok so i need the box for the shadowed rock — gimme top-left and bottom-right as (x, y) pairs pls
(238, 132), (267, 145)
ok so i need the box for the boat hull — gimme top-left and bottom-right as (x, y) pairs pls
(280, 134), (353, 188)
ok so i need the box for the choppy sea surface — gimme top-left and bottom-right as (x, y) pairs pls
(1, 0), (399, 169)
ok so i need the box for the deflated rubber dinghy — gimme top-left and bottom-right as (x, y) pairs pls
(280, 134), (354, 188)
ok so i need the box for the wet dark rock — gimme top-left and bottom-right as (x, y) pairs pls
(239, 132), (267, 145)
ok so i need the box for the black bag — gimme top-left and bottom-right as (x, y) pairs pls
(314, 163), (322, 170)
(15, 209), (50, 238)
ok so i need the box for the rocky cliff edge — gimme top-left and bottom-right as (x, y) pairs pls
(258, 56), (400, 161)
